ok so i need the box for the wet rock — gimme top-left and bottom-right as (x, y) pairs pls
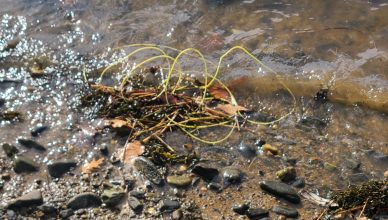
(47, 160), (77, 178)
(232, 203), (249, 215)
(299, 116), (326, 128)
(130, 190), (146, 199)
(101, 188), (125, 207)
(238, 141), (256, 158)
(246, 208), (269, 219)
(262, 144), (279, 155)
(191, 163), (219, 181)
(172, 209), (183, 220)
(4, 38), (20, 51)
(67, 192), (102, 210)
(2, 143), (19, 158)
(128, 196), (143, 213)
(7, 190), (43, 210)
(59, 209), (74, 218)
(207, 182), (222, 192)
(17, 139), (46, 151)
(30, 125), (49, 137)
(259, 181), (300, 203)
(348, 173), (369, 184)
(167, 175), (192, 187)
(276, 167), (296, 182)
(37, 204), (57, 214)
(133, 157), (163, 185)
(160, 199), (180, 212)
(223, 167), (243, 184)
(291, 178), (305, 188)
(13, 155), (39, 173)
(272, 205), (298, 218)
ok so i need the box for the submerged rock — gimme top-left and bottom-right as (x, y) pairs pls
(2, 143), (19, 158)
(207, 182), (222, 192)
(299, 116), (327, 128)
(276, 167), (297, 182)
(238, 141), (256, 158)
(272, 205), (299, 218)
(246, 208), (269, 219)
(13, 155), (39, 173)
(232, 203), (249, 215)
(47, 160), (77, 178)
(262, 144), (279, 155)
(167, 175), (192, 187)
(67, 192), (102, 210)
(101, 187), (125, 207)
(223, 167), (243, 184)
(259, 181), (300, 203)
(133, 157), (163, 185)
(128, 196), (143, 213)
(7, 190), (43, 210)
(17, 139), (46, 151)
(160, 199), (180, 212)
(191, 163), (219, 181)
(30, 125), (49, 137)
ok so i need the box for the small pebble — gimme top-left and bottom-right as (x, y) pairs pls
(232, 203), (249, 215)
(262, 144), (279, 155)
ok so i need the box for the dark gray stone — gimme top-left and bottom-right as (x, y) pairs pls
(246, 208), (269, 219)
(7, 190), (43, 210)
(2, 143), (19, 158)
(207, 182), (222, 192)
(128, 196), (143, 212)
(292, 178), (305, 188)
(238, 141), (257, 158)
(191, 163), (219, 181)
(13, 155), (39, 173)
(101, 188), (125, 207)
(223, 167), (243, 184)
(47, 160), (77, 178)
(66, 192), (102, 210)
(129, 190), (145, 199)
(37, 204), (57, 214)
(133, 157), (163, 185)
(259, 181), (300, 203)
(59, 209), (74, 218)
(30, 125), (49, 137)
(276, 167), (297, 182)
(232, 203), (249, 215)
(17, 139), (46, 151)
(160, 199), (180, 212)
(272, 205), (299, 218)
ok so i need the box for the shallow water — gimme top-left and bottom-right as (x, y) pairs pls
(0, 0), (387, 219)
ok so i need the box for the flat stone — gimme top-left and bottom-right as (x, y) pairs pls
(18, 139), (46, 151)
(232, 203), (249, 215)
(276, 167), (297, 182)
(160, 199), (180, 213)
(128, 196), (143, 212)
(30, 125), (49, 137)
(2, 143), (19, 158)
(47, 160), (77, 178)
(167, 175), (192, 187)
(272, 205), (299, 218)
(246, 208), (269, 219)
(13, 155), (39, 173)
(101, 188), (125, 207)
(7, 190), (43, 210)
(133, 157), (163, 185)
(223, 167), (243, 184)
(67, 192), (102, 210)
(259, 181), (300, 203)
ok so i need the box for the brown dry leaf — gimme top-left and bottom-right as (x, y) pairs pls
(106, 119), (132, 129)
(208, 85), (230, 100)
(216, 103), (248, 116)
(120, 140), (145, 163)
(82, 158), (104, 174)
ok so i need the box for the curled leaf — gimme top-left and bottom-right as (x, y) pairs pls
(208, 85), (230, 100)
(120, 140), (145, 164)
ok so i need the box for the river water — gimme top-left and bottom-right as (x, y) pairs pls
(0, 0), (387, 219)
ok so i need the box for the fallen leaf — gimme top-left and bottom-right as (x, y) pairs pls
(216, 103), (248, 116)
(105, 119), (132, 129)
(120, 140), (145, 163)
(208, 85), (230, 100)
(82, 158), (104, 174)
